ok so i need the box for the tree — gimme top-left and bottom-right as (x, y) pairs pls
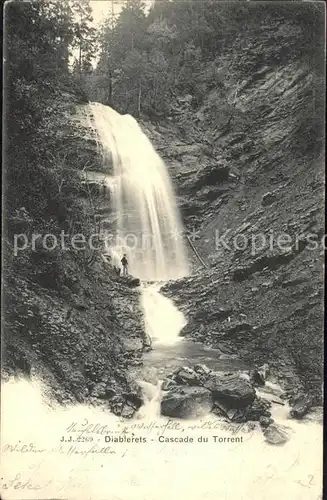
(71, 0), (97, 75)
(4, 0), (89, 227)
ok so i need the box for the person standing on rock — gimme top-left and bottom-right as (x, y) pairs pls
(121, 254), (128, 275)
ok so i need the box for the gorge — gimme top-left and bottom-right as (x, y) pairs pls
(2, 1), (325, 499)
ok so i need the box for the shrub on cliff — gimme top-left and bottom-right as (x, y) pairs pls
(4, 0), (100, 287)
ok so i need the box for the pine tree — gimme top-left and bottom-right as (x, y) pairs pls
(71, 0), (97, 75)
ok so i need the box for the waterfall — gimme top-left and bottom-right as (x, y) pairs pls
(140, 283), (187, 345)
(89, 102), (190, 282)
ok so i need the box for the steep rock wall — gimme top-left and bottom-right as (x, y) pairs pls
(3, 88), (146, 416)
(158, 8), (324, 401)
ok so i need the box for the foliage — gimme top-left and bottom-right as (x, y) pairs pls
(89, 0), (324, 118)
(71, 0), (98, 77)
(4, 0), (99, 285)
(4, 0), (324, 282)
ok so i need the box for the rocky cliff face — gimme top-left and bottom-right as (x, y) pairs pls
(4, 6), (323, 411)
(3, 88), (146, 416)
(156, 10), (324, 401)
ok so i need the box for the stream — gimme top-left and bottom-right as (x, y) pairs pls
(1, 285), (323, 500)
(140, 283), (248, 380)
(1, 101), (322, 499)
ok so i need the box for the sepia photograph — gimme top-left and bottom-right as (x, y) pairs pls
(1, 0), (325, 499)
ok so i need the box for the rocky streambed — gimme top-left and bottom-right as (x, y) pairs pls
(132, 283), (322, 448)
(158, 363), (319, 445)
(141, 10), (324, 408)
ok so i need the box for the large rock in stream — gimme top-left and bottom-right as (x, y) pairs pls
(161, 365), (256, 418)
(263, 423), (292, 445)
(289, 393), (314, 419)
(161, 386), (213, 418)
(203, 372), (256, 409)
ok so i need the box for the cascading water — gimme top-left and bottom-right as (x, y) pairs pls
(1, 104), (323, 500)
(89, 102), (191, 413)
(1, 377), (323, 500)
(140, 282), (187, 345)
(89, 102), (190, 282)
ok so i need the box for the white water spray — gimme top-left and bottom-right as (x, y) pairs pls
(0, 102), (323, 499)
(89, 102), (190, 282)
(140, 283), (187, 345)
(1, 378), (323, 500)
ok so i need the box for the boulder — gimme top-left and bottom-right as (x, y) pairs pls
(245, 396), (272, 421)
(250, 363), (269, 387)
(118, 275), (141, 288)
(129, 277), (141, 288)
(122, 391), (143, 409)
(120, 404), (137, 419)
(161, 386), (213, 418)
(166, 365), (213, 387)
(110, 396), (135, 418)
(204, 372), (256, 409)
(109, 382), (143, 418)
(174, 366), (203, 386)
(250, 370), (265, 386)
(290, 393), (314, 419)
(259, 416), (274, 429)
(161, 377), (178, 391)
(212, 402), (247, 423)
(263, 423), (291, 445)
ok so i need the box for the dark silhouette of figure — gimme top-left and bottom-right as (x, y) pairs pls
(121, 254), (128, 275)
